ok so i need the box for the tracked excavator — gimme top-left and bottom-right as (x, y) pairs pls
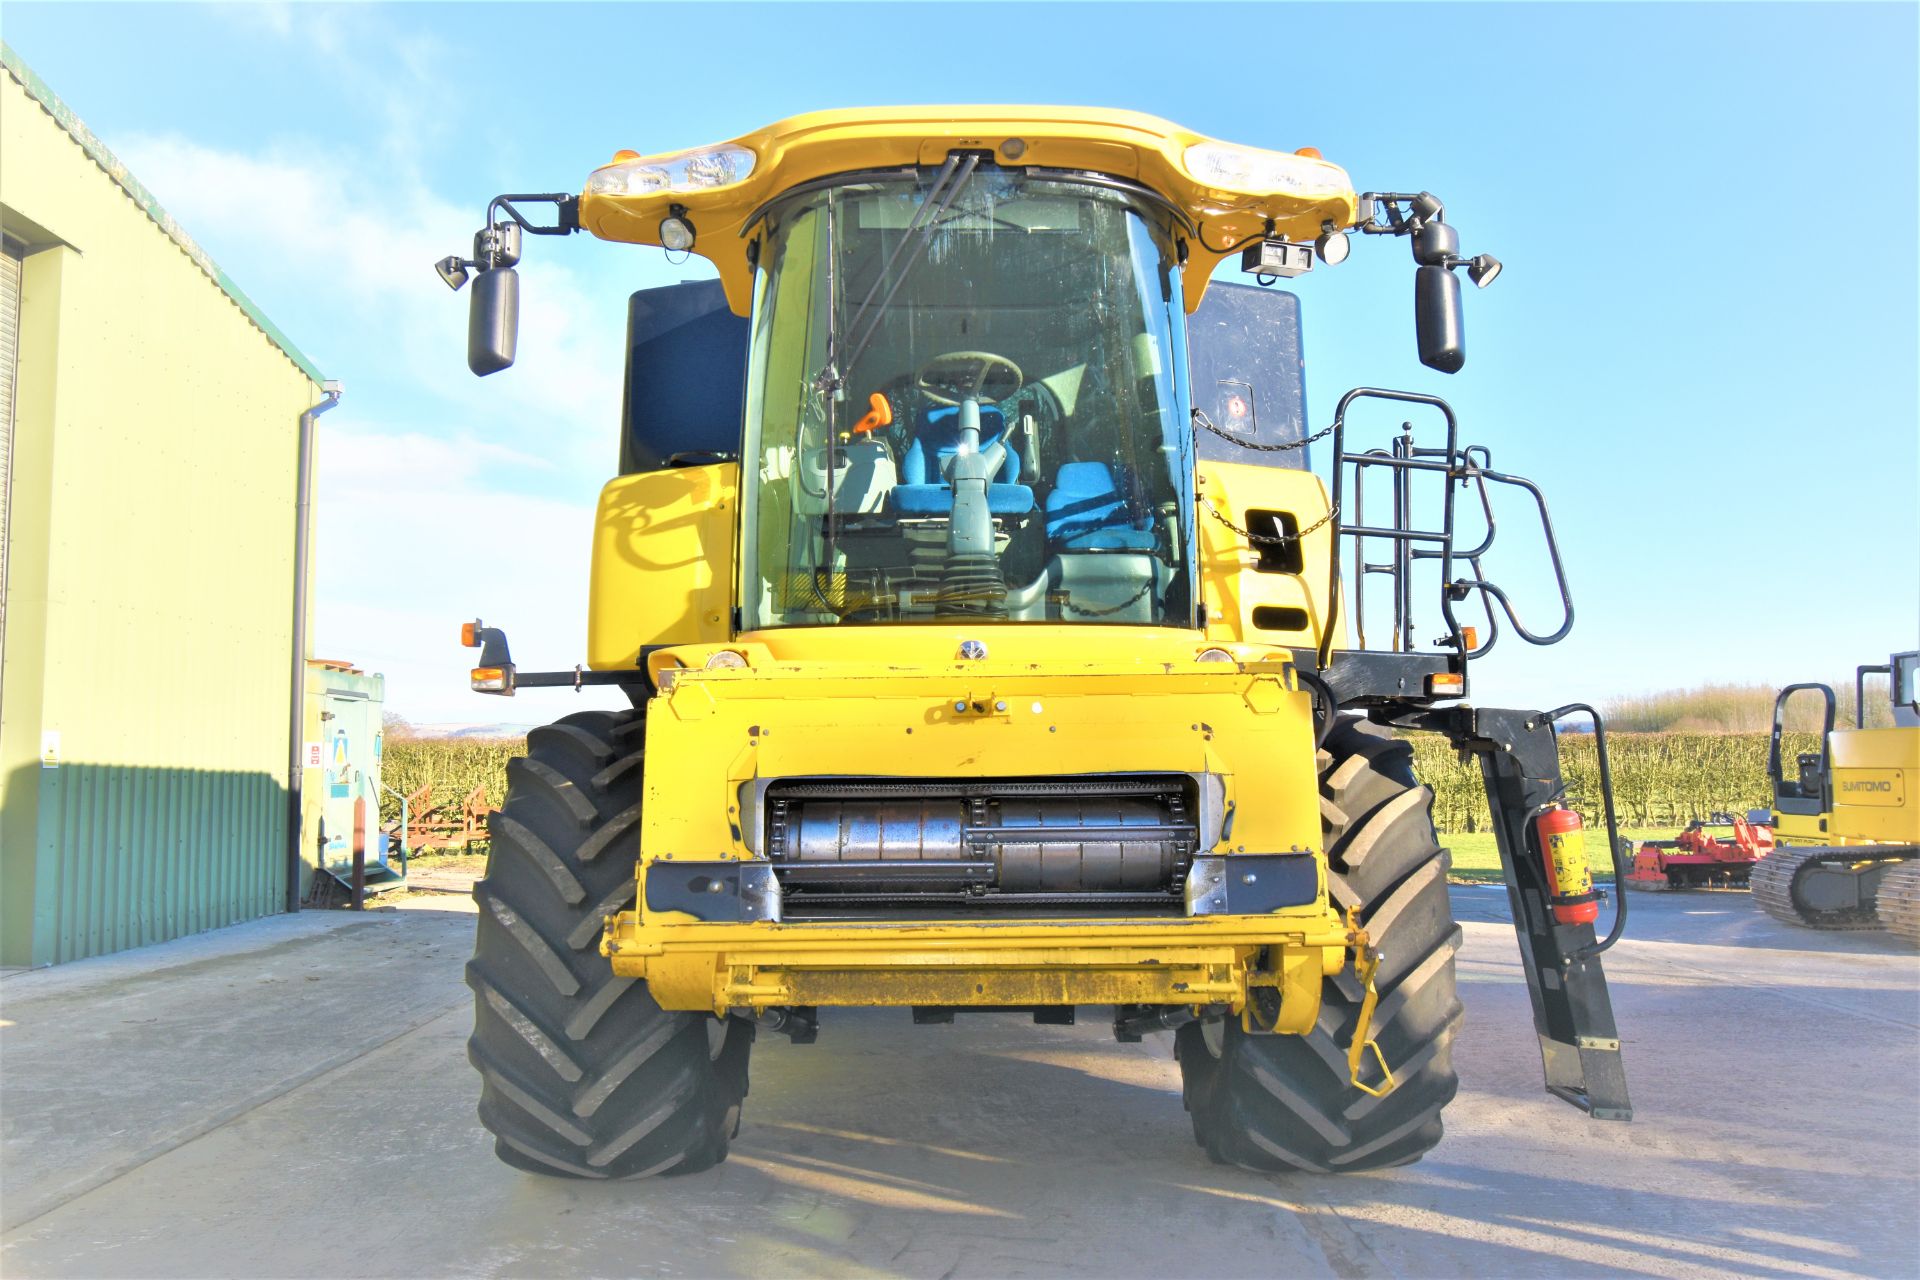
(1754, 651), (1920, 944)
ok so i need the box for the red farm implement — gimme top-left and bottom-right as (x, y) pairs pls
(1625, 812), (1775, 891)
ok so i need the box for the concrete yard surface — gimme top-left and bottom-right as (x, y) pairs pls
(2, 889), (1917, 1278)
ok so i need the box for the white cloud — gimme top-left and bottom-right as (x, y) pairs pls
(314, 418), (631, 720)
(116, 132), (627, 450)
(113, 116), (637, 721)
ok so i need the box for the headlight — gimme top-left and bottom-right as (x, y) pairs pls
(1182, 142), (1349, 199)
(586, 144), (757, 198)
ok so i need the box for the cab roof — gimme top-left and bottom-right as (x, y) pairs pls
(577, 106), (1359, 315)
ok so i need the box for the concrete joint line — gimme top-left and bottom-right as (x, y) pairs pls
(1, 996), (469, 1234)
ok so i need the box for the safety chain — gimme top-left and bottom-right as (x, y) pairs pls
(1060, 580), (1154, 617)
(1192, 407), (1335, 453)
(1203, 498), (1339, 546)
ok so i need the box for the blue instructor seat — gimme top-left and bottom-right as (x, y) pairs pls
(888, 405), (1035, 517)
(1044, 461), (1155, 551)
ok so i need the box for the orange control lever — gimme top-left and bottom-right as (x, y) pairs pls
(851, 392), (893, 435)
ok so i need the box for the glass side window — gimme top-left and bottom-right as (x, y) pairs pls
(739, 168), (1194, 629)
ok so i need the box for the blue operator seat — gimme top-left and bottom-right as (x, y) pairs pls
(1045, 461), (1155, 551)
(888, 405), (1036, 517)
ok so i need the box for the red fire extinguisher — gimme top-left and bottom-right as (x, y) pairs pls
(1534, 806), (1599, 926)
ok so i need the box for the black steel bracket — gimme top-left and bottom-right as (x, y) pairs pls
(1380, 701), (1633, 1121)
(461, 618), (650, 695)
(644, 860), (780, 923)
(1291, 647), (1459, 708)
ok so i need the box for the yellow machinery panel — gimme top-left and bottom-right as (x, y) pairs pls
(575, 106), (1360, 316)
(587, 462), (737, 668)
(636, 638), (1322, 860)
(600, 636), (1349, 1019)
(608, 914), (1352, 1028)
(1196, 461), (1343, 650)
(1828, 728), (1919, 844)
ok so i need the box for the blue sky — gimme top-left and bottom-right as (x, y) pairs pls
(6, 2), (1915, 724)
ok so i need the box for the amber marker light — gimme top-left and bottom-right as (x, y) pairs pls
(471, 666), (514, 694)
(1428, 673), (1465, 697)
(1461, 626), (1479, 650)
(461, 621), (480, 647)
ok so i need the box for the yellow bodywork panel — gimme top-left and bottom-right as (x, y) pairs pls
(602, 630), (1344, 1017)
(1777, 727), (1920, 847)
(1196, 461), (1343, 650)
(587, 463), (737, 668)
(577, 106), (1359, 316)
(607, 914), (1354, 1027)
(638, 637), (1320, 860)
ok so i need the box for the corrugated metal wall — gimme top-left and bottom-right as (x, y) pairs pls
(33, 768), (283, 963)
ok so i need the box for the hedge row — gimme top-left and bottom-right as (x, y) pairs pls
(1411, 731), (1811, 833)
(383, 730), (1809, 836)
(380, 738), (522, 828)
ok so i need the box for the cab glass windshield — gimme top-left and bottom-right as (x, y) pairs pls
(739, 166), (1194, 628)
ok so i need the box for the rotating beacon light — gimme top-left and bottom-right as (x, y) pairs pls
(1534, 806), (1599, 926)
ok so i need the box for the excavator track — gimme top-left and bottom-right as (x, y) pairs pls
(1872, 860), (1920, 947)
(1750, 846), (1881, 931)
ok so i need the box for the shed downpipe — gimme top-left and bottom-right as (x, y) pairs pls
(287, 382), (342, 912)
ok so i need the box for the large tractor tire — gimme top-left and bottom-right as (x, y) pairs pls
(1871, 859), (1920, 947)
(466, 708), (753, 1178)
(1177, 717), (1463, 1172)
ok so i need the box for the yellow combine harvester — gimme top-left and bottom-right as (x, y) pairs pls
(1755, 651), (1920, 944)
(435, 108), (1634, 1178)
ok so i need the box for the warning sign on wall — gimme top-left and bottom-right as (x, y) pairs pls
(305, 742), (323, 769)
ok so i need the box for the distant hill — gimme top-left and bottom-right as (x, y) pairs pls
(401, 722), (533, 741)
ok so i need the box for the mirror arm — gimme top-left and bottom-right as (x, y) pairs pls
(435, 194), (580, 292)
(487, 193), (581, 238)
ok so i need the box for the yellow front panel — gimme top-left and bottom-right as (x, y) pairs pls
(636, 641), (1321, 864)
(586, 463), (737, 668)
(1195, 462), (1341, 649)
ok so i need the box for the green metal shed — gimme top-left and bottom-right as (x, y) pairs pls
(1, 46), (333, 965)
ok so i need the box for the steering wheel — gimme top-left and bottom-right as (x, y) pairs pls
(913, 351), (1024, 407)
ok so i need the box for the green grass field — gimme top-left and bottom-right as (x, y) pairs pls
(1441, 828), (1665, 884)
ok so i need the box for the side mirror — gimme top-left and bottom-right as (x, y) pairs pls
(1415, 264), (1464, 373)
(468, 267), (519, 376)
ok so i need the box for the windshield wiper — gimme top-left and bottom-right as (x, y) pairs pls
(814, 153), (979, 397)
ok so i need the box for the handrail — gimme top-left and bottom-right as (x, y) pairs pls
(1323, 387), (1574, 672)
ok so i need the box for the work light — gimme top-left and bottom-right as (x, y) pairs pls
(1182, 141), (1350, 199)
(586, 144), (758, 197)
